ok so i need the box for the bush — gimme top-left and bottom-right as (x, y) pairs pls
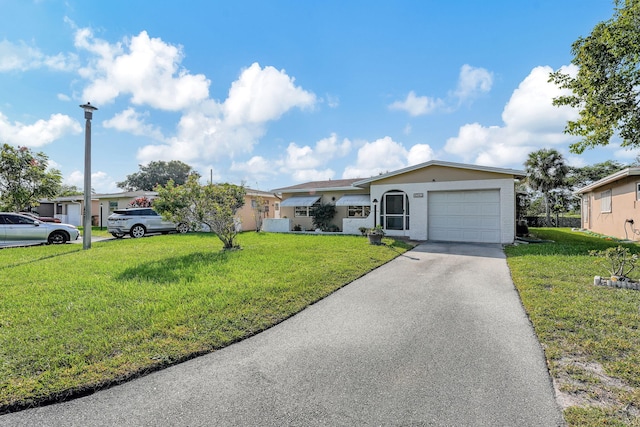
(590, 245), (639, 279)
(310, 203), (336, 231)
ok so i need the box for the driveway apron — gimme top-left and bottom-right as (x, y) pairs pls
(0, 242), (564, 426)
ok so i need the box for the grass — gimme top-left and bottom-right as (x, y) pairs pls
(0, 232), (413, 413)
(505, 228), (640, 427)
(77, 226), (111, 238)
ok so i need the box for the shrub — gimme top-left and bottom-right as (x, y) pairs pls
(590, 245), (639, 279)
(310, 203), (336, 231)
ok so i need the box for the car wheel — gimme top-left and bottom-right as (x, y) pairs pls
(130, 225), (146, 238)
(176, 223), (189, 234)
(48, 231), (68, 244)
(111, 232), (125, 239)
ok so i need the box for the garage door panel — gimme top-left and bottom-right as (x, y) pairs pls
(428, 190), (501, 243)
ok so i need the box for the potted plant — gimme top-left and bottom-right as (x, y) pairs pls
(367, 225), (385, 245)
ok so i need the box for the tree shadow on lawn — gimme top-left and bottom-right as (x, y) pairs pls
(0, 247), (81, 270)
(117, 251), (231, 284)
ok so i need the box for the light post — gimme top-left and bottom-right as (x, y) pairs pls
(372, 198), (378, 228)
(100, 202), (103, 230)
(80, 102), (97, 250)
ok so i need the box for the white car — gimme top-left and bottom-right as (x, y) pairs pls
(107, 208), (188, 238)
(0, 212), (80, 247)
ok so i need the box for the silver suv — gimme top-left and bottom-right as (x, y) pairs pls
(107, 208), (188, 238)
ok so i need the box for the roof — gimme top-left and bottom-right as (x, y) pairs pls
(271, 178), (364, 193)
(353, 160), (526, 187)
(575, 167), (640, 194)
(245, 188), (280, 198)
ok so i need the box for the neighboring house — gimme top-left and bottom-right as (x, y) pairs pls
(40, 188), (280, 230)
(40, 190), (157, 227)
(235, 189), (281, 232)
(575, 167), (640, 241)
(267, 160), (525, 244)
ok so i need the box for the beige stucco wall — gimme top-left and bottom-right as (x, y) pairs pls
(236, 195), (280, 232)
(280, 191), (361, 232)
(583, 177), (640, 241)
(372, 166), (509, 186)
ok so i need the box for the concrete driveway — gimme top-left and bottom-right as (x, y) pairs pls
(0, 242), (564, 426)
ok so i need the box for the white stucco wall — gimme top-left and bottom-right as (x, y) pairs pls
(262, 218), (291, 232)
(370, 178), (516, 243)
(342, 215), (374, 235)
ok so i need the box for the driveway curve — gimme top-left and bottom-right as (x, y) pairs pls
(0, 242), (564, 426)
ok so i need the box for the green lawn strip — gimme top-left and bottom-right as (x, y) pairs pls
(77, 226), (115, 238)
(0, 232), (412, 411)
(505, 228), (640, 427)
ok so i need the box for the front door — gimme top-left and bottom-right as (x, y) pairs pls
(382, 192), (409, 231)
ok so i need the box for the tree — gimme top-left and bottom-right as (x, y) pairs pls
(250, 196), (265, 232)
(0, 144), (62, 211)
(117, 160), (199, 191)
(154, 175), (246, 250)
(57, 184), (83, 197)
(566, 160), (626, 189)
(524, 149), (569, 226)
(549, 1), (640, 153)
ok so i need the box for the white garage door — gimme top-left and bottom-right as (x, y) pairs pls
(428, 190), (501, 243)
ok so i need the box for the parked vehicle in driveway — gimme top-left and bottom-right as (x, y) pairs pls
(107, 208), (188, 238)
(0, 212), (80, 247)
(18, 211), (62, 223)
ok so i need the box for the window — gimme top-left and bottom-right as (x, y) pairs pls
(348, 206), (370, 217)
(295, 202), (320, 217)
(601, 189), (612, 213)
(636, 183), (640, 201)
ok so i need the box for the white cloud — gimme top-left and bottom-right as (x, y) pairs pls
(75, 29), (210, 110)
(389, 65), (492, 117)
(453, 64), (493, 101)
(102, 108), (165, 140)
(57, 93), (71, 101)
(292, 169), (335, 182)
(389, 91), (443, 117)
(231, 156), (273, 175)
(137, 63), (317, 166)
(324, 94), (340, 108)
(502, 65), (578, 133)
(223, 63), (316, 126)
(0, 39), (78, 72)
(343, 136), (409, 178)
(407, 144), (435, 166)
(65, 170), (118, 193)
(0, 112), (82, 147)
(278, 133), (351, 182)
(443, 65), (580, 168)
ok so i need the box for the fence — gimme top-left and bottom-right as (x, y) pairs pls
(523, 216), (581, 228)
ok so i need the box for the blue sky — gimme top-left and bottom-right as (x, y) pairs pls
(0, 0), (627, 193)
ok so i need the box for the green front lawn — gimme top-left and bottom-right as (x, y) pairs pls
(506, 229), (640, 427)
(0, 232), (412, 412)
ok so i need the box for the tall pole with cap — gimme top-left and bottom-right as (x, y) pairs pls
(80, 102), (97, 250)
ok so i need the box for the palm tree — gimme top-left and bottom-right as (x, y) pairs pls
(524, 149), (569, 226)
